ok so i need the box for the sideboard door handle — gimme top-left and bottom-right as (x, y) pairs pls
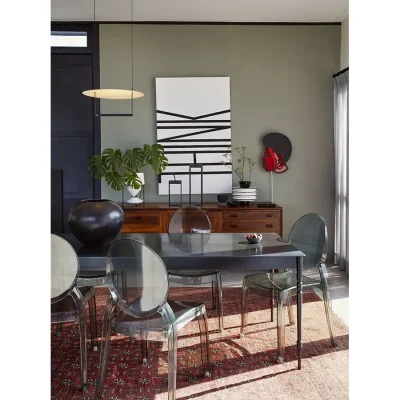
(230, 224), (238, 228)
(265, 224), (273, 228)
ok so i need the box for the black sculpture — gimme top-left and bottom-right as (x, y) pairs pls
(68, 199), (124, 247)
(189, 164), (204, 207)
(168, 179), (183, 207)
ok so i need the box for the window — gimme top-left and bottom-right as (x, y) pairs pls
(51, 31), (87, 48)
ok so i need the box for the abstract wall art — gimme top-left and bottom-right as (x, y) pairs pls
(156, 77), (232, 195)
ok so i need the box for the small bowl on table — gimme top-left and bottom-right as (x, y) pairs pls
(246, 233), (262, 244)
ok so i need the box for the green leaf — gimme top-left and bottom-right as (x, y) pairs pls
(143, 144), (168, 174)
(123, 148), (145, 171)
(88, 144), (168, 192)
(103, 148), (122, 171)
(105, 171), (124, 191)
(123, 171), (142, 189)
(88, 154), (107, 180)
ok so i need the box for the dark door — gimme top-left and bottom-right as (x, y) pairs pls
(51, 24), (100, 232)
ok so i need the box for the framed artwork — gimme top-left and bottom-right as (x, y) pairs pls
(156, 77), (232, 195)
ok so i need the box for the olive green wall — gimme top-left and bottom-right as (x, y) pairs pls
(341, 15), (349, 69)
(99, 24), (340, 255)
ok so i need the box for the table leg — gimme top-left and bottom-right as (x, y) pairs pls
(296, 256), (303, 370)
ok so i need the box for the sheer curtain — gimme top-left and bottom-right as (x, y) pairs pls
(333, 70), (349, 274)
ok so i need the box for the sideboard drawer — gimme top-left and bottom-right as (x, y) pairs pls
(223, 221), (281, 233)
(223, 210), (281, 223)
(122, 211), (161, 233)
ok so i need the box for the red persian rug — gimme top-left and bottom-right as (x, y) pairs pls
(51, 288), (349, 400)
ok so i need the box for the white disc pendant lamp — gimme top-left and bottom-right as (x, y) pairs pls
(82, 0), (144, 102)
(82, 89), (144, 100)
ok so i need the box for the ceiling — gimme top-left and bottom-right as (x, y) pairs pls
(51, 0), (349, 23)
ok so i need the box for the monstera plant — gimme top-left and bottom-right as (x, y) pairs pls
(88, 144), (168, 191)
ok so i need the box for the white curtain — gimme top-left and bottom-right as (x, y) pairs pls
(333, 70), (349, 274)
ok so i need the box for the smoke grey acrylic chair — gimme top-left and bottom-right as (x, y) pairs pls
(95, 238), (211, 400)
(240, 213), (337, 363)
(51, 234), (97, 392)
(167, 205), (224, 332)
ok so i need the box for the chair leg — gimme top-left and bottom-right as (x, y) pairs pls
(88, 291), (98, 351)
(167, 328), (178, 400)
(56, 322), (63, 336)
(287, 295), (295, 325)
(78, 312), (88, 391)
(318, 262), (338, 348)
(277, 291), (286, 363)
(321, 285), (338, 347)
(95, 296), (115, 400)
(215, 272), (224, 332)
(141, 340), (149, 365)
(71, 288), (88, 392)
(211, 280), (217, 310)
(113, 272), (120, 318)
(197, 311), (211, 377)
(240, 282), (249, 338)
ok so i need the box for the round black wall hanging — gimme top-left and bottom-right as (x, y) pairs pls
(262, 132), (292, 164)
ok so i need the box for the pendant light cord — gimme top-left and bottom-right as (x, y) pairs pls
(131, 0), (134, 97)
(93, 0), (96, 101)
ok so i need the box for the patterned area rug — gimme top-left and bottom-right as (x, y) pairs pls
(51, 287), (349, 399)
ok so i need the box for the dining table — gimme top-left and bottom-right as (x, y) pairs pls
(60, 232), (305, 369)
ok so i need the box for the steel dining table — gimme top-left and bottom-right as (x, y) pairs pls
(61, 232), (305, 369)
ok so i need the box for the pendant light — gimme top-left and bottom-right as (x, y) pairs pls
(82, 0), (143, 112)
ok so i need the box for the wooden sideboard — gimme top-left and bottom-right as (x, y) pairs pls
(120, 203), (282, 236)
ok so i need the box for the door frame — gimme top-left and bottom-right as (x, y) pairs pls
(51, 22), (101, 199)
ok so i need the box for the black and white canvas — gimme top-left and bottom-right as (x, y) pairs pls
(156, 77), (232, 195)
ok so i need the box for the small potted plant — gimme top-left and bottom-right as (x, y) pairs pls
(222, 146), (256, 188)
(88, 144), (168, 192)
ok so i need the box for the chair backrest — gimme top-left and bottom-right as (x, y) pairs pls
(51, 234), (79, 303)
(288, 213), (328, 270)
(168, 205), (211, 234)
(106, 239), (169, 318)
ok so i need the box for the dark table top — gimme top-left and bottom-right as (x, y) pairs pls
(60, 232), (304, 274)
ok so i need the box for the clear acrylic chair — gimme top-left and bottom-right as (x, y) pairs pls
(95, 238), (211, 400)
(240, 213), (337, 363)
(51, 234), (97, 392)
(167, 205), (224, 332)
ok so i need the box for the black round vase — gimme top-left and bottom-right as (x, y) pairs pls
(239, 181), (251, 188)
(68, 199), (124, 247)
